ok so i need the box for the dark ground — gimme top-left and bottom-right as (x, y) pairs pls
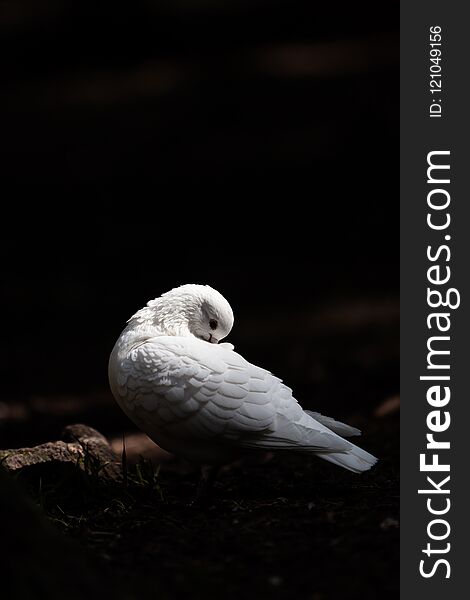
(105, 433), (394, 598)
(2, 414), (398, 600)
(1, 1), (398, 598)
(75, 422), (398, 600)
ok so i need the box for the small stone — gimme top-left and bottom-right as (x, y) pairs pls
(380, 517), (399, 530)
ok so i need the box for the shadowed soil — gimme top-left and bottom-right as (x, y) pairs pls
(6, 416), (398, 600)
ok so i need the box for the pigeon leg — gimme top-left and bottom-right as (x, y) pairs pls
(190, 465), (219, 506)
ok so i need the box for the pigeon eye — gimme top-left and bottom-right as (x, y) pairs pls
(209, 319), (218, 330)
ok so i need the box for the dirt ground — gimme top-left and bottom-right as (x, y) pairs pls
(107, 421), (399, 600)
(2, 411), (398, 600)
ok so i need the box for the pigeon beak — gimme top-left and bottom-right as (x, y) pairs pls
(208, 334), (219, 344)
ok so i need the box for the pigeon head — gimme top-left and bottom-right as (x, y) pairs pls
(133, 284), (234, 343)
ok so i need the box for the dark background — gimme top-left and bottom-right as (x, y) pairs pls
(0, 1), (398, 599)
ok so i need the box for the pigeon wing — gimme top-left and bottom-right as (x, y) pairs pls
(116, 336), (350, 453)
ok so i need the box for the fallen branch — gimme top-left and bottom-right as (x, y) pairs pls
(0, 424), (121, 481)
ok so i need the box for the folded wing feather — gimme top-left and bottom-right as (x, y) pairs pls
(116, 336), (353, 454)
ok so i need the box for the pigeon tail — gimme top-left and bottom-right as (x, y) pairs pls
(304, 410), (361, 437)
(317, 443), (378, 474)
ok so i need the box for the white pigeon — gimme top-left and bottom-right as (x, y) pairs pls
(109, 284), (377, 474)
